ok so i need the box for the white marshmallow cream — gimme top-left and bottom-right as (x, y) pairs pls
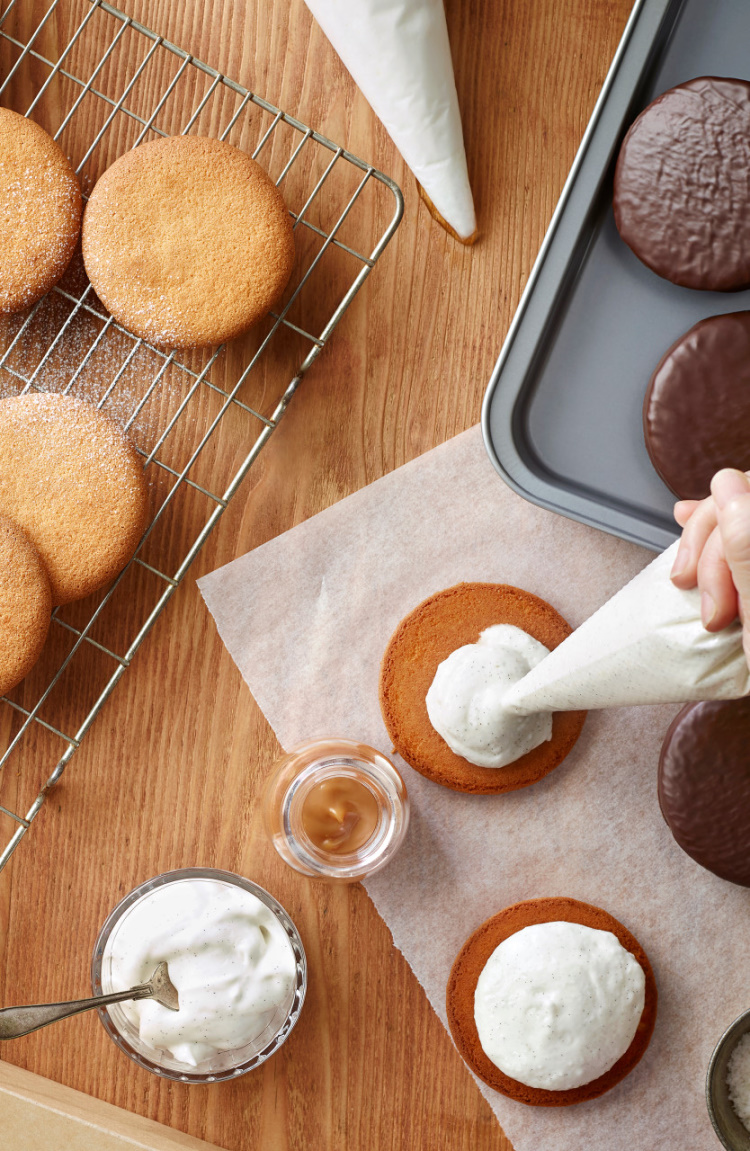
(426, 624), (552, 768)
(474, 921), (645, 1090)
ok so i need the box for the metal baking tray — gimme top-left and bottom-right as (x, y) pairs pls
(482, 0), (750, 552)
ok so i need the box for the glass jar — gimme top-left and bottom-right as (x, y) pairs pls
(91, 867), (306, 1083)
(263, 738), (409, 883)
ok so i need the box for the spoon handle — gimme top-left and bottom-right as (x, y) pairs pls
(0, 984), (153, 1039)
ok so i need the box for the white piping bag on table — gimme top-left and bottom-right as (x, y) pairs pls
(503, 540), (750, 715)
(303, 0), (477, 242)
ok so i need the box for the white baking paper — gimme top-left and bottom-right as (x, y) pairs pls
(198, 424), (750, 1150)
(303, 0), (476, 239)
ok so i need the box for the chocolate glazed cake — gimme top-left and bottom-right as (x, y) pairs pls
(644, 311), (750, 500)
(614, 77), (750, 291)
(658, 697), (750, 886)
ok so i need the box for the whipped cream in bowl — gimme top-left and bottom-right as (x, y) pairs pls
(92, 868), (306, 1082)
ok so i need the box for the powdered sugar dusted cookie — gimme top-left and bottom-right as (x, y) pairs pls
(0, 512), (51, 695)
(82, 136), (295, 349)
(0, 109), (82, 314)
(0, 393), (148, 604)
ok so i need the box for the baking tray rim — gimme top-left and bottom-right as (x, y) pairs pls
(481, 0), (680, 554)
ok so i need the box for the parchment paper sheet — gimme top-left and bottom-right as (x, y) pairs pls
(198, 425), (750, 1150)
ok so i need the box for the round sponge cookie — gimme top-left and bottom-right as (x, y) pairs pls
(446, 897), (657, 1106)
(82, 136), (295, 349)
(0, 393), (148, 605)
(614, 77), (750, 291)
(0, 513), (51, 696)
(378, 583), (586, 794)
(0, 108), (82, 314)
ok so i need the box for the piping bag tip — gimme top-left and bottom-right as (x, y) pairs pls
(418, 184), (479, 245)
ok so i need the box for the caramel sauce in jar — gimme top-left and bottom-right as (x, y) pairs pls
(300, 777), (380, 853)
(263, 739), (409, 882)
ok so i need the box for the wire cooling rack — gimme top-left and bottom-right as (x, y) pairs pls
(0, 0), (403, 869)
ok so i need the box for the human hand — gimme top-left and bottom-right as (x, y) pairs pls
(670, 469), (750, 665)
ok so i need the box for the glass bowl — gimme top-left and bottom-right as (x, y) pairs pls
(263, 738), (410, 882)
(91, 867), (306, 1083)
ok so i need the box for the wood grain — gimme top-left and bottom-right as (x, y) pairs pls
(0, 1), (632, 1148)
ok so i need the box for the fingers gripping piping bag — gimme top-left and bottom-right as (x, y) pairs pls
(503, 541), (750, 716)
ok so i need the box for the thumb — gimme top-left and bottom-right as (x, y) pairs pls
(712, 470), (750, 624)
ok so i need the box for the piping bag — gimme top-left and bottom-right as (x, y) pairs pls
(303, 0), (477, 242)
(503, 540), (750, 715)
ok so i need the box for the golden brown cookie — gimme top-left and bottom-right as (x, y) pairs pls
(0, 513), (51, 695)
(81, 136), (295, 349)
(379, 583), (586, 794)
(0, 108), (82, 314)
(447, 897), (657, 1106)
(0, 392), (148, 605)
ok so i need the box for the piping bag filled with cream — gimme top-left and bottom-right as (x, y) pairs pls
(303, 0), (476, 242)
(503, 541), (750, 716)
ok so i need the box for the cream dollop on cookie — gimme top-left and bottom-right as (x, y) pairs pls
(0, 393), (147, 604)
(426, 624), (552, 767)
(474, 920), (645, 1090)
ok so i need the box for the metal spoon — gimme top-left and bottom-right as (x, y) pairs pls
(0, 961), (179, 1039)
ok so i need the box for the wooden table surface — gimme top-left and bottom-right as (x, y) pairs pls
(0, 0), (632, 1147)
